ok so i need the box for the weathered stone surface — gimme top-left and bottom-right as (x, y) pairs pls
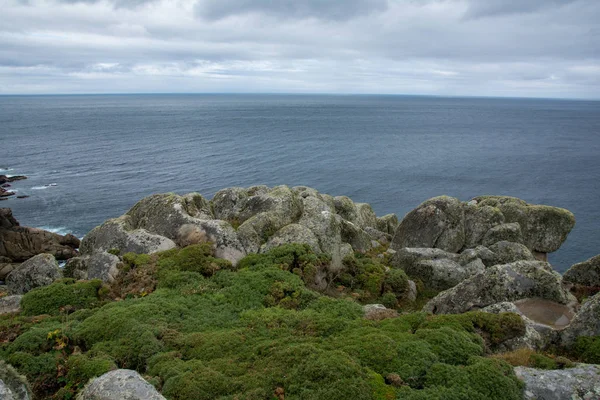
(391, 196), (465, 253)
(424, 260), (574, 314)
(262, 224), (320, 253)
(6, 254), (60, 295)
(488, 241), (535, 265)
(376, 214), (399, 235)
(515, 364), (600, 400)
(413, 258), (484, 290)
(363, 304), (398, 320)
(482, 222), (523, 247)
(64, 252), (120, 283)
(561, 292), (600, 347)
(77, 369), (165, 400)
(391, 247), (461, 270)
(473, 196), (575, 253)
(464, 204), (504, 248)
(81, 217), (176, 256)
(0, 295), (22, 315)
(0, 360), (32, 400)
(0, 261), (18, 281)
(563, 255), (600, 287)
(0, 208), (79, 262)
(364, 226), (392, 244)
(340, 220), (373, 253)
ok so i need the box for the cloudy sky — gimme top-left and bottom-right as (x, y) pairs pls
(1, 0), (599, 98)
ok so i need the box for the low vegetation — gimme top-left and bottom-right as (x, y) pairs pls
(0, 243), (585, 399)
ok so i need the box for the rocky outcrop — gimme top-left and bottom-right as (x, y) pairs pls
(0, 208), (80, 262)
(423, 260), (574, 314)
(515, 364), (600, 400)
(0, 175), (27, 185)
(0, 295), (22, 315)
(5, 253), (61, 294)
(81, 186), (395, 269)
(563, 255), (600, 287)
(76, 369), (165, 400)
(391, 195), (575, 257)
(0, 361), (32, 400)
(561, 292), (600, 347)
(64, 252), (120, 283)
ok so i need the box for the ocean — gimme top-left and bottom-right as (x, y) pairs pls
(1, 94), (599, 273)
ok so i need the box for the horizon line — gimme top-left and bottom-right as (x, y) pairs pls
(0, 92), (598, 101)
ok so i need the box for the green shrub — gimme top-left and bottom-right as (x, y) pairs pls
(415, 327), (483, 365)
(157, 244), (233, 277)
(20, 279), (102, 316)
(573, 336), (600, 363)
(63, 353), (116, 392)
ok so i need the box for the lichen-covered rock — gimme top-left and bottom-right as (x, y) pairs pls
(464, 204), (504, 248)
(0, 295), (22, 315)
(0, 208), (79, 262)
(64, 252), (120, 283)
(412, 258), (484, 291)
(563, 255), (600, 287)
(424, 260), (574, 314)
(0, 361), (32, 400)
(80, 217), (176, 256)
(261, 224), (320, 253)
(482, 222), (523, 247)
(488, 241), (535, 265)
(561, 292), (600, 347)
(391, 196), (465, 253)
(6, 254), (60, 295)
(77, 369), (165, 400)
(515, 364), (600, 400)
(340, 220), (373, 253)
(391, 247), (461, 269)
(0, 260), (18, 281)
(376, 213), (399, 235)
(472, 196), (575, 253)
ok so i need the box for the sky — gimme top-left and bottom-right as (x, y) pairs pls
(1, 0), (599, 98)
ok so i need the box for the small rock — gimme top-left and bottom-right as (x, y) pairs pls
(77, 369), (165, 400)
(363, 304), (398, 320)
(0, 295), (22, 315)
(6, 254), (61, 294)
(0, 360), (32, 400)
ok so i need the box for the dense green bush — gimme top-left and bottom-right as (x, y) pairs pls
(573, 336), (600, 363)
(20, 279), (102, 316)
(0, 243), (529, 400)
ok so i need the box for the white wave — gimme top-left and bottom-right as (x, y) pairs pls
(38, 226), (72, 236)
(31, 186), (49, 190)
(0, 168), (13, 173)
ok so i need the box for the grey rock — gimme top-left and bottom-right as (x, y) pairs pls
(355, 203), (378, 230)
(424, 260), (574, 314)
(262, 224), (321, 253)
(0, 361), (32, 400)
(340, 220), (373, 253)
(413, 258), (484, 290)
(482, 222), (524, 247)
(77, 369), (165, 400)
(562, 292), (600, 347)
(211, 187), (249, 222)
(464, 204), (504, 248)
(391, 247), (461, 270)
(364, 226), (392, 244)
(333, 196), (360, 224)
(80, 217), (176, 256)
(363, 304), (398, 320)
(406, 280), (418, 302)
(64, 252), (120, 283)
(515, 364), (600, 400)
(391, 196), (465, 253)
(0, 295), (22, 315)
(461, 245), (497, 267)
(376, 214), (399, 235)
(0, 261), (18, 281)
(563, 255), (600, 287)
(488, 241), (535, 265)
(6, 254), (60, 294)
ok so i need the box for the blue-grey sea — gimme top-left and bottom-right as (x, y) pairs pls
(1, 94), (599, 273)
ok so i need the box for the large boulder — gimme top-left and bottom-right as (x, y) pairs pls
(424, 260), (574, 314)
(0, 361), (32, 400)
(488, 241), (536, 265)
(64, 252), (120, 283)
(391, 196), (465, 253)
(515, 364), (600, 400)
(0, 208), (79, 262)
(563, 255), (600, 287)
(561, 292), (600, 347)
(81, 186), (394, 269)
(6, 254), (60, 295)
(77, 369), (165, 400)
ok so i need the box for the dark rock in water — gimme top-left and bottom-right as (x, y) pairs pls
(0, 187), (15, 197)
(0, 208), (80, 262)
(515, 364), (600, 400)
(0, 197), (7, 201)
(563, 254), (600, 287)
(6, 253), (61, 294)
(16, 195), (29, 199)
(0, 175), (27, 185)
(77, 369), (165, 400)
(1, 183), (11, 188)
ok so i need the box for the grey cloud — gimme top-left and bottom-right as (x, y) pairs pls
(464, 0), (578, 18)
(195, 0), (389, 21)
